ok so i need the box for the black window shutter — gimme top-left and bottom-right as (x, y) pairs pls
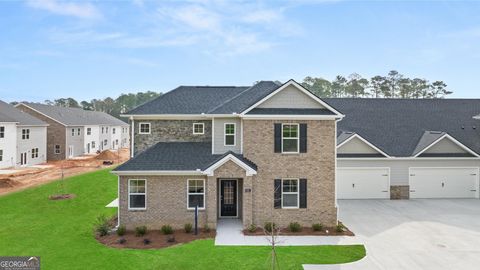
(274, 179), (282, 209)
(300, 124), (307, 153)
(274, 123), (282, 153)
(300, 179), (307, 208)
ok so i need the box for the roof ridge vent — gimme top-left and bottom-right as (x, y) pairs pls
(428, 131), (443, 134)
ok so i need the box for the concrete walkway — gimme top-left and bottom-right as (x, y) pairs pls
(215, 219), (361, 246)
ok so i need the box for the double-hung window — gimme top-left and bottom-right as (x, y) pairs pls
(104, 139), (107, 146)
(54, 145), (61, 154)
(87, 128), (91, 135)
(139, 123), (151, 134)
(113, 128), (116, 134)
(187, 179), (205, 209)
(71, 129), (75, 136)
(282, 124), (299, 153)
(31, 148), (39, 158)
(224, 123), (235, 146)
(92, 141), (96, 148)
(77, 128), (81, 136)
(22, 129), (30, 140)
(129, 179), (146, 210)
(0, 149), (3, 161)
(193, 123), (204, 135)
(282, 179), (299, 208)
(0, 126), (4, 138)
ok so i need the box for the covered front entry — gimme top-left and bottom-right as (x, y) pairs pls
(219, 179), (238, 217)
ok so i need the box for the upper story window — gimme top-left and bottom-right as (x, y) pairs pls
(224, 123), (235, 146)
(77, 128), (81, 136)
(92, 141), (96, 148)
(187, 179), (205, 210)
(54, 145), (61, 154)
(113, 128), (116, 134)
(282, 179), (299, 209)
(102, 127), (104, 134)
(193, 123), (204, 135)
(106, 127), (109, 133)
(282, 124), (299, 153)
(0, 126), (4, 138)
(139, 122), (151, 134)
(87, 128), (91, 135)
(71, 129), (75, 136)
(0, 149), (3, 161)
(129, 179), (146, 210)
(22, 129), (30, 140)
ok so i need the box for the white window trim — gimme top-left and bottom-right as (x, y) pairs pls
(281, 178), (300, 209)
(77, 128), (81, 136)
(128, 179), (147, 210)
(0, 126), (5, 138)
(139, 122), (151, 134)
(22, 129), (30, 140)
(224, 123), (236, 146)
(193, 123), (205, 135)
(54, 145), (61, 154)
(0, 149), (3, 161)
(187, 179), (206, 210)
(281, 123), (299, 154)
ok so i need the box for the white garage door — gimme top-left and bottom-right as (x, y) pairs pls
(337, 168), (390, 199)
(409, 168), (479, 199)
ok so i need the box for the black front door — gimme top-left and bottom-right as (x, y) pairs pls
(220, 180), (237, 217)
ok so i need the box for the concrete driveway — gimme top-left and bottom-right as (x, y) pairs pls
(305, 199), (480, 270)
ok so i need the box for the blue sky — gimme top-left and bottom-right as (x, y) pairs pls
(1, 0), (480, 102)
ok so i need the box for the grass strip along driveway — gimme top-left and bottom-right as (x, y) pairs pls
(0, 169), (365, 270)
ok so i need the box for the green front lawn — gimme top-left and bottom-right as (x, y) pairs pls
(0, 169), (365, 270)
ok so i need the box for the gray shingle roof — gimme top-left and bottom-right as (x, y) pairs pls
(326, 98), (480, 157)
(0, 100), (47, 126)
(126, 81), (281, 115)
(20, 103), (128, 126)
(114, 142), (257, 172)
(337, 131), (356, 145)
(247, 108), (335, 115)
(412, 131), (446, 156)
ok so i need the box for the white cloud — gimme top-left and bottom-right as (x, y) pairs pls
(26, 0), (102, 19)
(243, 9), (282, 24)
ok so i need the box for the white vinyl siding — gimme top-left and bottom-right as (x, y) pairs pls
(258, 85), (324, 109)
(213, 118), (241, 154)
(338, 137), (381, 154)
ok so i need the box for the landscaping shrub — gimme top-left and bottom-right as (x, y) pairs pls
(167, 235), (176, 243)
(288, 222), (301, 232)
(312, 223), (323, 232)
(143, 238), (151, 245)
(184, 223), (193, 233)
(116, 225), (126, 236)
(161, 225), (173, 235)
(135, 226), (147, 237)
(264, 222), (277, 233)
(94, 214), (109, 237)
(247, 224), (257, 233)
(203, 224), (211, 233)
(117, 238), (126, 244)
(336, 224), (345, 233)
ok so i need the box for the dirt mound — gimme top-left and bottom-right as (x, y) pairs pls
(0, 178), (18, 188)
(96, 150), (119, 160)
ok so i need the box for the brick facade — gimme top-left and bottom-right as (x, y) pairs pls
(133, 120), (212, 155)
(390, 185), (410, 200)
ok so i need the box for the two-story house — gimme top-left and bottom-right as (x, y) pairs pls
(0, 100), (48, 169)
(16, 103), (129, 160)
(112, 80), (344, 230)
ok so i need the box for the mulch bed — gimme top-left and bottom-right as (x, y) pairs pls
(243, 222), (354, 236)
(48, 194), (76, 200)
(97, 229), (216, 249)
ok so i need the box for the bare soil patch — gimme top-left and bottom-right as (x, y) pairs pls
(243, 222), (354, 236)
(97, 229), (216, 249)
(49, 194), (76, 200)
(0, 148), (130, 196)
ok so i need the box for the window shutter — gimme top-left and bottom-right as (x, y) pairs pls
(300, 178), (307, 208)
(274, 179), (281, 209)
(274, 124), (282, 153)
(300, 124), (307, 153)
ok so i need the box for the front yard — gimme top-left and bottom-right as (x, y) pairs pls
(0, 169), (365, 270)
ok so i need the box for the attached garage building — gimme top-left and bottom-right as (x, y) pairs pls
(327, 98), (480, 200)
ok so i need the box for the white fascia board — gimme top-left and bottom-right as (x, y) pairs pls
(203, 154), (257, 176)
(336, 133), (391, 158)
(338, 157), (480, 161)
(121, 114), (238, 120)
(111, 170), (205, 176)
(413, 133), (480, 158)
(239, 79), (345, 118)
(240, 115), (341, 120)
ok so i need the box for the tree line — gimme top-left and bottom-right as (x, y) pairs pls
(301, 70), (453, 98)
(42, 91), (161, 119)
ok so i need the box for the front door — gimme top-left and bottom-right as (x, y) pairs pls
(220, 180), (237, 217)
(68, 145), (74, 158)
(20, 152), (27, 166)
